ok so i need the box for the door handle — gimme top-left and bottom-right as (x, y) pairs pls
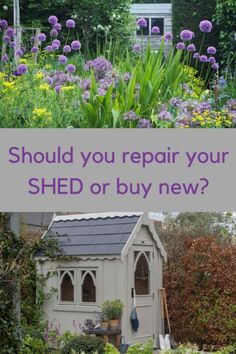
(131, 288), (134, 298)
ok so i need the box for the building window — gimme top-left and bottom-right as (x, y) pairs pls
(60, 270), (75, 302)
(134, 252), (150, 295)
(137, 17), (164, 36)
(81, 271), (96, 303)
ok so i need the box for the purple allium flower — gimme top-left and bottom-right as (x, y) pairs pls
(16, 49), (23, 57)
(199, 20), (213, 33)
(133, 43), (142, 53)
(164, 32), (173, 42)
(48, 15), (58, 25)
(10, 41), (16, 48)
(38, 33), (46, 42)
(193, 52), (200, 59)
(159, 107), (172, 121)
(45, 45), (53, 52)
(123, 111), (138, 121)
(82, 91), (90, 101)
(21, 47), (26, 53)
(98, 87), (107, 96)
(6, 28), (14, 37)
(66, 64), (76, 73)
(53, 23), (62, 31)
(208, 56), (216, 64)
(212, 63), (219, 70)
(46, 76), (53, 85)
(3, 36), (10, 44)
(207, 46), (217, 55)
(0, 19), (8, 28)
(199, 55), (208, 62)
(187, 44), (196, 52)
(137, 18), (147, 28)
(30, 36), (35, 43)
(58, 55), (67, 64)
(180, 30), (194, 41)
(1, 53), (8, 62)
(52, 39), (60, 46)
(55, 85), (61, 93)
(31, 47), (39, 53)
(151, 26), (160, 34)
(176, 42), (185, 50)
(50, 29), (58, 37)
(66, 19), (75, 28)
(63, 45), (71, 53)
(71, 40), (81, 50)
(137, 118), (153, 128)
(16, 64), (28, 75)
(81, 79), (91, 90)
(52, 43), (59, 51)
(85, 57), (112, 79)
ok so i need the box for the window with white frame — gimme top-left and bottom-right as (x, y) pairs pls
(58, 268), (97, 304)
(137, 17), (164, 36)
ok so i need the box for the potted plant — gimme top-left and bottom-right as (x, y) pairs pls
(100, 314), (109, 331)
(101, 299), (124, 330)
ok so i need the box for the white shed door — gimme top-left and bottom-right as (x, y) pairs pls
(129, 246), (156, 344)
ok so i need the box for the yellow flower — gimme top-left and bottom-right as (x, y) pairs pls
(32, 108), (52, 119)
(44, 64), (52, 70)
(39, 83), (50, 91)
(61, 85), (75, 92)
(0, 72), (6, 80)
(35, 72), (44, 79)
(2, 81), (15, 89)
(19, 58), (28, 64)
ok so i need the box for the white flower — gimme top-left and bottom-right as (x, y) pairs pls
(3, 5), (8, 10)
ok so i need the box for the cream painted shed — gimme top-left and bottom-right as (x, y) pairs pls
(131, 3), (172, 53)
(35, 212), (167, 348)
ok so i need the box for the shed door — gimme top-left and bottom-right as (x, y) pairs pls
(129, 246), (156, 343)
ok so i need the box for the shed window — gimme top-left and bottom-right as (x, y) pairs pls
(135, 253), (150, 295)
(137, 17), (164, 36)
(81, 271), (96, 303)
(60, 271), (74, 302)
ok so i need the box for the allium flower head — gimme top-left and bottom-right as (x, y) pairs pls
(208, 56), (216, 64)
(66, 19), (75, 28)
(30, 36), (35, 43)
(53, 23), (62, 31)
(6, 28), (14, 37)
(137, 18), (147, 28)
(50, 29), (58, 37)
(137, 119), (153, 128)
(45, 45), (53, 52)
(176, 42), (185, 50)
(66, 64), (76, 73)
(180, 30), (194, 41)
(193, 53), (200, 59)
(31, 47), (39, 53)
(151, 26), (160, 34)
(71, 40), (81, 50)
(199, 20), (213, 33)
(52, 39), (60, 46)
(164, 32), (173, 41)
(0, 19), (8, 28)
(199, 55), (208, 62)
(123, 111), (138, 121)
(133, 43), (142, 53)
(58, 55), (67, 64)
(38, 33), (46, 42)
(52, 43), (59, 51)
(17, 64), (28, 75)
(55, 85), (61, 93)
(3, 36), (10, 44)
(16, 49), (23, 57)
(10, 41), (16, 48)
(83, 91), (90, 101)
(207, 46), (217, 55)
(1, 53), (8, 62)
(187, 44), (196, 52)
(48, 15), (58, 25)
(212, 63), (219, 70)
(63, 45), (71, 53)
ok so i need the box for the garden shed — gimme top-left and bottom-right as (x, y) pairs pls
(35, 212), (167, 347)
(131, 3), (172, 52)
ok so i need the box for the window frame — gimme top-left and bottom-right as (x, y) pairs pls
(58, 269), (76, 305)
(134, 251), (151, 296)
(80, 270), (97, 305)
(136, 16), (164, 37)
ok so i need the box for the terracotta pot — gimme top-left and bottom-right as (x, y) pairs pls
(109, 319), (119, 330)
(100, 321), (109, 330)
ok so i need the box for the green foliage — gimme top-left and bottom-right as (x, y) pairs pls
(61, 334), (105, 354)
(126, 339), (153, 354)
(101, 299), (124, 320)
(214, 0), (236, 69)
(104, 343), (119, 354)
(19, 334), (49, 354)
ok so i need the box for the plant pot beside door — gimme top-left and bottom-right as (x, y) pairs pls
(101, 299), (124, 330)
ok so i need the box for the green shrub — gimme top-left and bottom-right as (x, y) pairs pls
(61, 334), (105, 354)
(19, 334), (49, 354)
(127, 339), (153, 354)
